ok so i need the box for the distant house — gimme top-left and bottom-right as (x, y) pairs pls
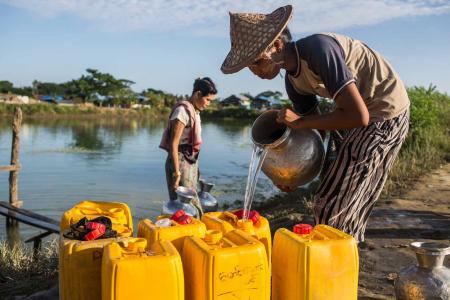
(39, 95), (73, 105)
(251, 95), (272, 110)
(220, 95), (251, 109)
(39, 95), (55, 103)
(137, 95), (148, 103)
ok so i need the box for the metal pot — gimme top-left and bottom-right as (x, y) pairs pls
(395, 241), (450, 300)
(162, 186), (199, 218)
(198, 180), (218, 213)
(251, 110), (325, 188)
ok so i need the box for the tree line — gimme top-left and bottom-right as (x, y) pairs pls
(0, 69), (184, 108)
(0, 69), (298, 111)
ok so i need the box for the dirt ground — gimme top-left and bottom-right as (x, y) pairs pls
(14, 164), (450, 299)
(260, 163), (450, 299)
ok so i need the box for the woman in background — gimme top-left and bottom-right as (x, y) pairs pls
(160, 77), (217, 211)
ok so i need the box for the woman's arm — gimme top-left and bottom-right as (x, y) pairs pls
(277, 83), (369, 130)
(169, 119), (186, 190)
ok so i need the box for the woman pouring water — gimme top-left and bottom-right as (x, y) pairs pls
(160, 77), (217, 215)
(220, 5), (410, 242)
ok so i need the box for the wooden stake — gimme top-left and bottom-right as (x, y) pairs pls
(9, 107), (22, 208)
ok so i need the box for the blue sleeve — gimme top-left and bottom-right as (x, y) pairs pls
(285, 74), (318, 116)
(297, 34), (354, 98)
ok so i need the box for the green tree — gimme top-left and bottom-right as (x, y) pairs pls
(111, 88), (138, 107)
(0, 81), (14, 93)
(32, 81), (65, 96)
(63, 69), (136, 103)
(142, 88), (179, 109)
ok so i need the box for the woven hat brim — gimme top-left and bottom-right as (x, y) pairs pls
(221, 5), (293, 74)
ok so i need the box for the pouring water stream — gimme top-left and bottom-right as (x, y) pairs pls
(242, 144), (268, 221)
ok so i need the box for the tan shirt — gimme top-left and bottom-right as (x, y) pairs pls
(287, 33), (410, 122)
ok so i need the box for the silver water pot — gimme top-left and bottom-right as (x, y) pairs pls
(198, 180), (218, 213)
(251, 110), (325, 188)
(395, 241), (450, 300)
(162, 186), (199, 218)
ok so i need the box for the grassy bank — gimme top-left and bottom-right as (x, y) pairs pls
(0, 102), (167, 119)
(0, 239), (58, 297)
(202, 106), (262, 119)
(382, 86), (450, 196)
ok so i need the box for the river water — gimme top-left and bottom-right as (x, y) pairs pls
(0, 117), (278, 240)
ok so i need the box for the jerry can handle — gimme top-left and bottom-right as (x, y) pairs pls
(106, 208), (124, 218)
(78, 207), (102, 215)
(223, 211), (239, 224)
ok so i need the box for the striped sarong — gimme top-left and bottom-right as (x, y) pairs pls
(313, 108), (410, 242)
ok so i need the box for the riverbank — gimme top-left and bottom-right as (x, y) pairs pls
(0, 103), (166, 119)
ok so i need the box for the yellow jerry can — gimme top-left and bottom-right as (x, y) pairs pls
(182, 229), (270, 300)
(59, 236), (134, 300)
(60, 200), (133, 237)
(137, 216), (206, 254)
(201, 210), (272, 265)
(272, 224), (359, 300)
(102, 238), (184, 300)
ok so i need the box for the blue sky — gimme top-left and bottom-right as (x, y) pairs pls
(1, 0), (449, 98)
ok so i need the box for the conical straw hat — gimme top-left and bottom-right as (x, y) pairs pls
(221, 5), (293, 74)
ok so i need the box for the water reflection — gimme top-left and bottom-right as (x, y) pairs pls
(0, 117), (280, 241)
(203, 119), (252, 139)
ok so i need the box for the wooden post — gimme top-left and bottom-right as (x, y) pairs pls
(8, 107), (22, 219)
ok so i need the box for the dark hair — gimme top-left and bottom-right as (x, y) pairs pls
(193, 77), (217, 96)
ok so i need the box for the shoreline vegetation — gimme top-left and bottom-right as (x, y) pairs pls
(1, 84), (448, 192)
(0, 101), (265, 119)
(0, 85), (449, 298)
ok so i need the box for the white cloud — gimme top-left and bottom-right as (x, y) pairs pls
(2, 0), (450, 35)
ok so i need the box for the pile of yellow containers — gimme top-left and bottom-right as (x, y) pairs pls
(201, 211), (272, 265)
(137, 216), (206, 254)
(182, 229), (270, 300)
(59, 202), (359, 300)
(59, 201), (133, 300)
(272, 224), (359, 300)
(102, 238), (184, 300)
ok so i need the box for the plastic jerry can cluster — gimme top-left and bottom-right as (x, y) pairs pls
(182, 229), (270, 300)
(137, 210), (206, 254)
(60, 200), (133, 237)
(272, 224), (359, 300)
(59, 237), (134, 300)
(102, 238), (184, 300)
(201, 210), (272, 265)
(59, 200), (134, 300)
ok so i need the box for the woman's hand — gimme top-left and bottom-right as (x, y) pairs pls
(276, 108), (302, 128)
(172, 174), (181, 192)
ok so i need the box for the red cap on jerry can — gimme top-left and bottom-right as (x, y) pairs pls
(293, 224), (312, 235)
(233, 209), (260, 224)
(176, 214), (192, 225)
(233, 209), (244, 219)
(248, 210), (260, 224)
(85, 222), (106, 231)
(171, 210), (185, 221)
(84, 226), (106, 241)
